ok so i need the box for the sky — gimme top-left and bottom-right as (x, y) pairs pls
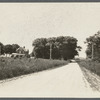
(0, 3), (100, 57)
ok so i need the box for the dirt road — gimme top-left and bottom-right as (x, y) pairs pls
(0, 62), (100, 97)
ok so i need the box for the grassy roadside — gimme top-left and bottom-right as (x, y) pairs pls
(76, 59), (100, 91)
(0, 57), (68, 80)
(76, 59), (100, 76)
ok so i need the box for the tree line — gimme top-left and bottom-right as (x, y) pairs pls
(32, 36), (82, 60)
(0, 43), (20, 55)
(2, 32), (100, 61)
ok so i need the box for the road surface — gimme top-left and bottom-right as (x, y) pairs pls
(0, 62), (100, 98)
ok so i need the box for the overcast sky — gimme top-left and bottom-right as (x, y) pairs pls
(0, 3), (100, 57)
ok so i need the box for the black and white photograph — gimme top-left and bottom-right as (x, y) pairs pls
(0, 3), (100, 98)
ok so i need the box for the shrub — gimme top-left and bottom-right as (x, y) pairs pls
(0, 57), (68, 80)
(77, 59), (100, 76)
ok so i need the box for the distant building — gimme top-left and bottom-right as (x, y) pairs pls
(11, 46), (29, 58)
(16, 46), (25, 54)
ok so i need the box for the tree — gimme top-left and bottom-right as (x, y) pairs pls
(0, 42), (5, 55)
(32, 36), (81, 60)
(85, 31), (100, 60)
(12, 44), (20, 53)
(55, 36), (79, 60)
(32, 38), (47, 58)
(4, 44), (13, 54)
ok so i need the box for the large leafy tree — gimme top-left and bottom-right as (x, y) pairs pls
(4, 44), (13, 54)
(32, 36), (81, 60)
(4, 44), (20, 54)
(56, 36), (78, 60)
(85, 31), (100, 60)
(32, 38), (47, 58)
(12, 44), (20, 53)
(0, 43), (20, 55)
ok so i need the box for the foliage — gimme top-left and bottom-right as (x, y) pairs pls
(12, 44), (20, 53)
(0, 43), (20, 55)
(0, 57), (68, 80)
(85, 31), (100, 60)
(77, 59), (100, 76)
(3, 44), (20, 54)
(32, 38), (48, 58)
(32, 36), (81, 60)
(0, 42), (5, 55)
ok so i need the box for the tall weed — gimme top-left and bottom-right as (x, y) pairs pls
(0, 57), (68, 80)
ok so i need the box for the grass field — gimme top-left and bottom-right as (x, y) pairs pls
(77, 59), (100, 76)
(0, 57), (68, 80)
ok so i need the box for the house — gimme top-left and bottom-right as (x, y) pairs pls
(11, 46), (29, 58)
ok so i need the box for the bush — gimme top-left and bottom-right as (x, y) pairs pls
(77, 59), (100, 76)
(0, 57), (68, 80)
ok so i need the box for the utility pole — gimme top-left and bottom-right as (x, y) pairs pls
(91, 42), (96, 60)
(91, 43), (94, 60)
(50, 43), (52, 60)
(91, 42), (97, 73)
(91, 35), (97, 60)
